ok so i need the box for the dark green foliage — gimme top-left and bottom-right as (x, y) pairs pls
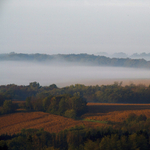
(25, 97), (32, 110)
(126, 113), (137, 123)
(64, 109), (76, 119)
(0, 100), (16, 115)
(49, 84), (58, 90)
(43, 96), (53, 111)
(1, 126), (150, 150)
(0, 140), (8, 150)
(0, 94), (5, 106)
(25, 94), (87, 119)
(1, 82), (150, 103)
(137, 114), (147, 122)
(125, 113), (147, 124)
(58, 98), (67, 115)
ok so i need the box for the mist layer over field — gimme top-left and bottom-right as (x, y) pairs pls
(1, 61), (150, 87)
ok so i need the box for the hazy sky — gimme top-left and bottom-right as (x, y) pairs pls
(0, 0), (150, 55)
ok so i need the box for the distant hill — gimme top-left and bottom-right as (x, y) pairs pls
(0, 52), (150, 69)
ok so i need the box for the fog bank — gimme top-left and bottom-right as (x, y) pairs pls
(1, 61), (150, 87)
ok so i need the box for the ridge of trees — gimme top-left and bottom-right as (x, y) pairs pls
(0, 52), (150, 68)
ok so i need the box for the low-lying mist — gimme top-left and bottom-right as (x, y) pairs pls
(1, 61), (150, 87)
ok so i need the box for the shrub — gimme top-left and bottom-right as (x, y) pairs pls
(64, 109), (76, 119)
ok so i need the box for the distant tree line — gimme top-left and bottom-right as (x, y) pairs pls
(0, 53), (150, 68)
(1, 82), (150, 104)
(0, 83), (87, 118)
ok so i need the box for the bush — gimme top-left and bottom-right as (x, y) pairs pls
(126, 113), (137, 123)
(137, 114), (147, 122)
(1, 100), (15, 114)
(64, 109), (76, 119)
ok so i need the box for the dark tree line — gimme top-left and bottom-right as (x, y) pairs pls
(1, 82), (150, 103)
(0, 94), (17, 115)
(24, 94), (87, 119)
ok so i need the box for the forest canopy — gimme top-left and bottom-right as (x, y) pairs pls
(1, 82), (150, 104)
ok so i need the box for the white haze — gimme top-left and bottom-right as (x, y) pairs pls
(0, 0), (150, 55)
(1, 62), (150, 87)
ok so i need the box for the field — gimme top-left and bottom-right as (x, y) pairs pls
(82, 103), (150, 122)
(1, 103), (150, 135)
(0, 111), (106, 135)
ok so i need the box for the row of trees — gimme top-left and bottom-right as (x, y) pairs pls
(0, 100), (16, 115)
(1, 82), (150, 103)
(0, 94), (17, 115)
(24, 94), (87, 119)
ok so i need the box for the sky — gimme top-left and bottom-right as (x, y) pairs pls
(0, 0), (150, 55)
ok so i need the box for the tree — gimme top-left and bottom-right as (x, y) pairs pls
(43, 96), (52, 111)
(0, 140), (8, 150)
(1, 100), (14, 114)
(58, 98), (67, 115)
(84, 140), (99, 150)
(49, 84), (58, 90)
(25, 97), (32, 110)
(29, 82), (40, 90)
(0, 94), (5, 106)
(70, 96), (87, 116)
(64, 109), (76, 119)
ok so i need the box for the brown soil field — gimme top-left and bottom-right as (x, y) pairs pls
(1, 103), (150, 135)
(81, 103), (150, 122)
(0, 112), (107, 135)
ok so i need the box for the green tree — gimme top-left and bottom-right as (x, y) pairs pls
(70, 96), (87, 116)
(58, 98), (67, 115)
(0, 94), (5, 106)
(25, 97), (32, 110)
(0, 140), (8, 150)
(2, 100), (14, 114)
(84, 140), (99, 150)
(64, 109), (76, 119)
(32, 99), (43, 111)
(43, 96), (52, 111)
(99, 136), (111, 150)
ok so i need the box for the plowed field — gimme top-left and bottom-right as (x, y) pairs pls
(0, 111), (106, 135)
(1, 103), (150, 135)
